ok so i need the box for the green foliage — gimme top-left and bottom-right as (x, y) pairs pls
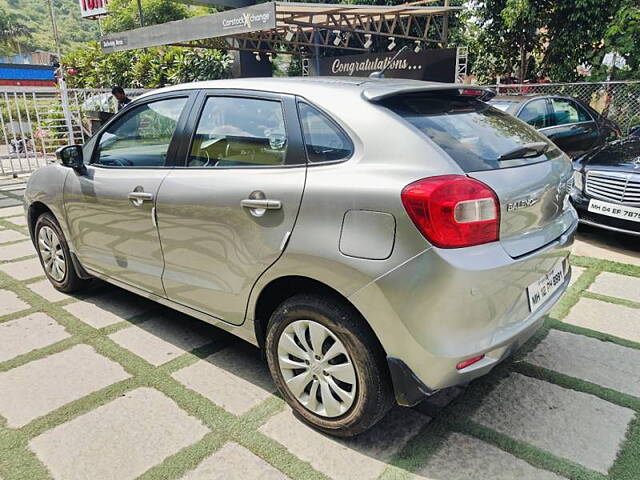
(101, 0), (190, 33)
(0, 4), (31, 55)
(63, 41), (231, 88)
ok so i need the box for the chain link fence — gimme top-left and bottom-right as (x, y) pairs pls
(0, 87), (148, 177)
(1, 81), (640, 177)
(488, 81), (640, 136)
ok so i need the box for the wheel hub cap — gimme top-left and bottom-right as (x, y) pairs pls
(38, 226), (66, 282)
(277, 319), (357, 418)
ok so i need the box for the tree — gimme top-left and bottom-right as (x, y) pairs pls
(102, 0), (191, 33)
(0, 6), (32, 56)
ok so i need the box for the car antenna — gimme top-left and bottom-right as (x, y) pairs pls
(369, 45), (409, 79)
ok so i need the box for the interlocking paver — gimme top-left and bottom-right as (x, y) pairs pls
(108, 314), (211, 366)
(0, 344), (130, 428)
(28, 279), (70, 302)
(63, 288), (152, 328)
(0, 312), (69, 363)
(471, 373), (634, 474)
(0, 229), (27, 243)
(588, 272), (640, 304)
(172, 343), (274, 415)
(5, 215), (27, 227)
(563, 297), (640, 343)
(181, 442), (288, 480)
(568, 266), (585, 287)
(0, 206), (24, 217)
(0, 257), (43, 280)
(0, 289), (30, 316)
(527, 329), (640, 397)
(0, 241), (34, 261)
(30, 387), (209, 480)
(412, 432), (562, 480)
(260, 407), (430, 480)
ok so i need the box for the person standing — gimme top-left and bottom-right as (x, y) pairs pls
(111, 86), (131, 111)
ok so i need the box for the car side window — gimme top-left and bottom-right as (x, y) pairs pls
(518, 99), (550, 128)
(550, 98), (591, 126)
(298, 102), (353, 163)
(94, 97), (187, 167)
(188, 97), (287, 168)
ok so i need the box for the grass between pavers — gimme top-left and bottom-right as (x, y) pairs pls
(0, 248), (639, 479)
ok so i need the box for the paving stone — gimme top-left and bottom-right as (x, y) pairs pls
(172, 343), (274, 415)
(5, 215), (27, 227)
(572, 233), (640, 267)
(413, 432), (562, 480)
(0, 241), (34, 261)
(0, 197), (20, 208)
(568, 266), (585, 287)
(260, 407), (430, 480)
(471, 373), (634, 474)
(0, 229), (27, 243)
(181, 442), (287, 480)
(0, 289), (30, 316)
(563, 298), (640, 343)
(0, 312), (69, 363)
(0, 344), (130, 428)
(30, 387), (209, 480)
(109, 314), (211, 366)
(27, 279), (69, 302)
(527, 330), (640, 397)
(588, 272), (640, 304)
(0, 206), (24, 217)
(63, 289), (152, 328)
(0, 257), (43, 280)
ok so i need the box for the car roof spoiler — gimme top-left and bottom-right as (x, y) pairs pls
(362, 83), (497, 102)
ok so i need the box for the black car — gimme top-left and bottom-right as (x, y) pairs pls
(571, 137), (640, 236)
(489, 95), (621, 158)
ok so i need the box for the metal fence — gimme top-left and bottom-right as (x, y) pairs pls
(1, 81), (640, 177)
(0, 87), (148, 177)
(489, 81), (640, 136)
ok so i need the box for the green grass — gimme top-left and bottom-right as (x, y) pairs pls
(0, 215), (639, 480)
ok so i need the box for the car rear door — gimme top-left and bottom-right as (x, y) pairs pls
(64, 93), (194, 295)
(541, 97), (599, 157)
(155, 90), (307, 326)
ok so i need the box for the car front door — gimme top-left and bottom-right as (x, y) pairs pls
(64, 94), (193, 295)
(541, 97), (599, 157)
(155, 91), (307, 325)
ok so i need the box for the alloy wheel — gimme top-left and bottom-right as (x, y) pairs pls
(277, 319), (357, 418)
(38, 225), (66, 282)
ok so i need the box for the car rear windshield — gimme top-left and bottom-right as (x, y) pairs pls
(380, 93), (560, 172)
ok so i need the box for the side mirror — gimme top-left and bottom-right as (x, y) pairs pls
(56, 145), (84, 169)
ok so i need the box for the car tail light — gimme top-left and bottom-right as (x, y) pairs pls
(401, 175), (500, 248)
(456, 354), (485, 370)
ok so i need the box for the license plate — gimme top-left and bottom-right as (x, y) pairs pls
(527, 261), (565, 313)
(588, 199), (640, 223)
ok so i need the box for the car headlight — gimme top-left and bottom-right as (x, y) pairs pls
(573, 170), (583, 191)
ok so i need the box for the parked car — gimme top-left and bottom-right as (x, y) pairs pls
(489, 95), (621, 158)
(571, 136), (640, 236)
(24, 78), (577, 437)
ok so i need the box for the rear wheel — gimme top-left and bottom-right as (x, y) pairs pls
(34, 213), (89, 293)
(265, 294), (394, 437)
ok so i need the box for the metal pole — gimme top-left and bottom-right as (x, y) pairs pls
(137, 0), (145, 27)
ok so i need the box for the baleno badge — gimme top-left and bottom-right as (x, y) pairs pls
(506, 197), (539, 212)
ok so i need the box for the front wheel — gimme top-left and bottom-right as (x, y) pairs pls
(265, 294), (394, 437)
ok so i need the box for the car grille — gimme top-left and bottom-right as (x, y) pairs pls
(585, 170), (640, 206)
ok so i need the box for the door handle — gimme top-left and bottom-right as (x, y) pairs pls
(128, 191), (154, 207)
(240, 199), (282, 210)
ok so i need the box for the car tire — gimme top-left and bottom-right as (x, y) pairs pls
(265, 293), (394, 437)
(34, 213), (89, 293)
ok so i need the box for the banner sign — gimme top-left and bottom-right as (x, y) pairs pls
(101, 2), (276, 53)
(317, 48), (458, 82)
(79, 0), (108, 18)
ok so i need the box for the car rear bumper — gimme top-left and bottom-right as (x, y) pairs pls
(349, 216), (577, 406)
(571, 189), (640, 236)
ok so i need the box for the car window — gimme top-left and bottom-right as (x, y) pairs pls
(189, 97), (287, 168)
(381, 93), (560, 172)
(299, 102), (353, 163)
(550, 98), (591, 126)
(94, 97), (187, 167)
(518, 99), (550, 128)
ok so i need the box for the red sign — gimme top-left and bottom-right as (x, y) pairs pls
(79, 0), (108, 18)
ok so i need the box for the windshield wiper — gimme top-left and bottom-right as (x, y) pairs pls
(498, 142), (549, 161)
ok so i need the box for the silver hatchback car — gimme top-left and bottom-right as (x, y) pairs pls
(25, 77), (578, 436)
